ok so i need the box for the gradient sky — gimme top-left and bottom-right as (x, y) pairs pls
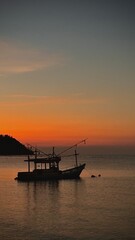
(0, 0), (135, 146)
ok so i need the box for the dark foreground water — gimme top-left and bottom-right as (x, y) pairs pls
(0, 146), (135, 240)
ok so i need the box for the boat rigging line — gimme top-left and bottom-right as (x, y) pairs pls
(26, 143), (50, 157)
(57, 138), (88, 156)
(26, 138), (88, 158)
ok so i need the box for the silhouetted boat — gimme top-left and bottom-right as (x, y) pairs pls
(15, 139), (86, 181)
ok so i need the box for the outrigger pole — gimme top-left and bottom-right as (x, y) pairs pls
(26, 138), (88, 158)
(57, 138), (88, 156)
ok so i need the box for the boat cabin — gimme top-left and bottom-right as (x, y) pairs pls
(24, 155), (61, 173)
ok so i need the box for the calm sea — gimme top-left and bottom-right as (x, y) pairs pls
(0, 146), (135, 240)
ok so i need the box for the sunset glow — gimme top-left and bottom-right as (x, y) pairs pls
(0, 1), (135, 146)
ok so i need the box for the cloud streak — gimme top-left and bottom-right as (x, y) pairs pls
(0, 94), (107, 106)
(0, 40), (64, 75)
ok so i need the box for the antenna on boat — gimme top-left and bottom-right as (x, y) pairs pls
(57, 138), (88, 156)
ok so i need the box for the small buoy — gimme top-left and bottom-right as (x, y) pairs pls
(91, 174), (96, 178)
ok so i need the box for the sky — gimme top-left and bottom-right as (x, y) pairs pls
(0, 0), (135, 146)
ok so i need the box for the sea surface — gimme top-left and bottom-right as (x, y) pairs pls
(0, 146), (135, 240)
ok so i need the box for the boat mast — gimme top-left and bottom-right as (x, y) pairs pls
(52, 146), (55, 157)
(28, 155), (30, 172)
(75, 149), (78, 166)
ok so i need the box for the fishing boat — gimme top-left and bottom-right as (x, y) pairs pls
(15, 139), (86, 181)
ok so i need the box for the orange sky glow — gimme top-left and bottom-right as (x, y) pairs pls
(1, 119), (135, 147)
(0, 1), (135, 147)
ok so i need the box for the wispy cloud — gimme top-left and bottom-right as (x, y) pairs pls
(0, 40), (64, 75)
(0, 94), (107, 106)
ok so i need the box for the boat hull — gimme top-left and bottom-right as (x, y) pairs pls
(16, 164), (85, 181)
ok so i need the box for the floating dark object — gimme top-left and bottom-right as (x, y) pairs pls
(91, 174), (96, 178)
(98, 174), (101, 177)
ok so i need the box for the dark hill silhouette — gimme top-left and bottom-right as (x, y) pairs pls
(0, 135), (33, 155)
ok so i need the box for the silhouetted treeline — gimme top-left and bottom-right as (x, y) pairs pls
(0, 135), (33, 155)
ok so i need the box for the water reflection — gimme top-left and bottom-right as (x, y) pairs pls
(1, 155), (135, 240)
(15, 179), (86, 239)
(17, 179), (84, 218)
(19, 181), (59, 215)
